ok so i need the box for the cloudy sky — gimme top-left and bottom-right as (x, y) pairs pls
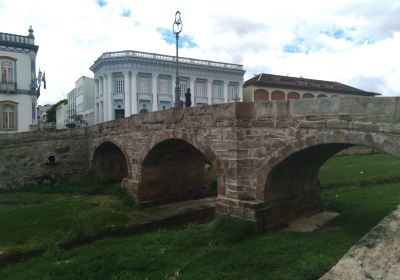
(1, 0), (399, 105)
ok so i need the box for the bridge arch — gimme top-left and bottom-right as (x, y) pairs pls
(257, 129), (400, 228)
(92, 139), (131, 182)
(136, 137), (222, 206)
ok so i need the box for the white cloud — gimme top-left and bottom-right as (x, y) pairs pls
(0, 0), (399, 104)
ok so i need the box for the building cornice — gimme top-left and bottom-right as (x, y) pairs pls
(90, 50), (245, 75)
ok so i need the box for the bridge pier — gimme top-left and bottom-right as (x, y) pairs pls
(216, 196), (266, 232)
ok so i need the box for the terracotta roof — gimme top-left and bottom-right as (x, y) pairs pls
(244, 73), (380, 96)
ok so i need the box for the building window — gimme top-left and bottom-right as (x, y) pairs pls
(0, 102), (18, 130)
(138, 76), (150, 94)
(254, 89), (269, 101)
(228, 83), (238, 100)
(287, 92), (300, 100)
(271, 90), (285, 100)
(114, 77), (124, 93)
(302, 93), (314, 99)
(179, 79), (188, 95)
(195, 80), (206, 97)
(115, 109), (124, 119)
(159, 78), (169, 95)
(212, 82), (222, 98)
(1, 59), (14, 84)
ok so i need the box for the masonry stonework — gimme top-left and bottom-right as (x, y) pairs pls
(1, 96), (400, 231)
(0, 129), (90, 188)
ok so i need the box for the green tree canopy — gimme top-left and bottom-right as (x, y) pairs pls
(46, 99), (67, 123)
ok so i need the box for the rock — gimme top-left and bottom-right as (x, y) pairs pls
(320, 206), (400, 280)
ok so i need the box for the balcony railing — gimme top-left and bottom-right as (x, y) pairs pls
(0, 32), (35, 45)
(112, 92), (124, 99)
(138, 92), (152, 100)
(0, 82), (17, 92)
(212, 97), (225, 104)
(158, 94), (173, 102)
(98, 50), (243, 70)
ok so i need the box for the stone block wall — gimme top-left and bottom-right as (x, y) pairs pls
(0, 129), (90, 189)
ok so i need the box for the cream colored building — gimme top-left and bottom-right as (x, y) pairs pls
(243, 73), (379, 102)
(0, 27), (40, 133)
(67, 76), (95, 127)
(56, 100), (68, 130)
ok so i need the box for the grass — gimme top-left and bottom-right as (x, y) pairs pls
(0, 153), (399, 279)
(0, 181), (139, 256)
(320, 153), (400, 187)
(1, 182), (399, 279)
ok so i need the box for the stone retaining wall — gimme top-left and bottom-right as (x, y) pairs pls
(0, 128), (90, 189)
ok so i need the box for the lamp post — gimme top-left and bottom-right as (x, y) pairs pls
(173, 11), (183, 107)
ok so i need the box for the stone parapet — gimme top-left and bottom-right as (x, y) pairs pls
(321, 206), (400, 280)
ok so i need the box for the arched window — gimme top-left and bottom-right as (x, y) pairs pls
(302, 93), (314, 99)
(287, 92), (300, 99)
(317, 94), (327, 98)
(0, 101), (18, 131)
(254, 89), (269, 101)
(271, 90), (285, 100)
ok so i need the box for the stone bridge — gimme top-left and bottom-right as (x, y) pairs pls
(1, 96), (400, 230)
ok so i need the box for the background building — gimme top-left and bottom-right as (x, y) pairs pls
(67, 88), (76, 126)
(37, 104), (51, 130)
(55, 100), (68, 130)
(66, 76), (95, 127)
(243, 73), (379, 102)
(90, 50), (245, 124)
(75, 76), (95, 126)
(0, 26), (39, 133)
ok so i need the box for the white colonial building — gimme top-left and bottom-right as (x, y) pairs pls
(90, 50), (245, 123)
(0, 27), (39, 133)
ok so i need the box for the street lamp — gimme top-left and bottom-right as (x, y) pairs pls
(173, 11), (183, 107)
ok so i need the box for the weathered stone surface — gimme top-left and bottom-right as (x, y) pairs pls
(235, 102), (256, 120)
(0, 129), (89, 189)
(339, 96), (396, 118)
(255, 101), (274, 119)
(1, 97), (400, 233)
(274, 100), (290, 120)
(211, 103), (234, 122)
(298, 120), (326, 129)
(291, 98), (339, 116)
(321, 206), (400, 280)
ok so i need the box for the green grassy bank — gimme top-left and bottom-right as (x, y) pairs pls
(0, 153), (399, 279)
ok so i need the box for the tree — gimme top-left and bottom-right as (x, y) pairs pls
(46, 99), (67, 123)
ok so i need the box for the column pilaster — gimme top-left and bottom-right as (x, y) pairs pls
(131, 71), (137, 115)
(223, 80), (228, 103)
(124, 72), (131, 117)
(190, 77), (195, 106)
(107, 74), (113, 120)
(152, 73), (158, 112)
(102, 76), (108, 122)
(94, 79), (99, 124)
(207, 79), (212, 105)
(238, 81), (243, 102)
